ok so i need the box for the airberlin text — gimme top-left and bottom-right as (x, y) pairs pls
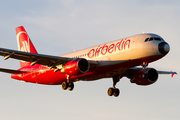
(88, 39), (131, 58)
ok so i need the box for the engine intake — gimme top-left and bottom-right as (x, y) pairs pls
(61, 58), (89, 76)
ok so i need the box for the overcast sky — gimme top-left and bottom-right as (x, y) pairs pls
(0, 0), (179, 120)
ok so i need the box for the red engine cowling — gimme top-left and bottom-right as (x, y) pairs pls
(132, 68), (158, 86)
(61, 58), (89, 76)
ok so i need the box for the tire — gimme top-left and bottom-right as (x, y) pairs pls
(107, 88), (114, 96)
(113, 88), (120, 97)
(62, 81), (68, 90)
(68, 82), (74, 91)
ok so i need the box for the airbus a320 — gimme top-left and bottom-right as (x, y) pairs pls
(0, 26), (177, 97)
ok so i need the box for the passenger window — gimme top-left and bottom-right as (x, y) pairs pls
(149, 37), (153, 41)
(144, 38), (149, 42)
(154, 37), (161, 41)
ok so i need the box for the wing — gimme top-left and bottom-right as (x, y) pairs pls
(0, 47), (98, 68)
(0, 47), (71, 67)
(157, 70), (177, 77)
(157, 70), (177, 74)
(0, 68), (26, 73)
(128, 67), (177, 76)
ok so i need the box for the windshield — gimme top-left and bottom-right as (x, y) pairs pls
(144, 37), (162, 42)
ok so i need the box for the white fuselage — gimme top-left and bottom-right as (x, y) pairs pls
(61, 33), (166, 66)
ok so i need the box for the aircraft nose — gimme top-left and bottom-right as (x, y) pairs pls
(158, 42), (170, 55)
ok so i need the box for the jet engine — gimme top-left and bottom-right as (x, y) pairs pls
(131, 68), (158, 85)
(61, 58), (89, 76)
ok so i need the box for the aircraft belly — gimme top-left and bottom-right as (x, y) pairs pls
(81, 67), (128, 81)
(76, 55), (163, 81)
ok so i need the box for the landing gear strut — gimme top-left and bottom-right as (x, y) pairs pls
(141, 61), (149, 79)
(141, 62), (148, 70)
(107, 75), (120, 97)
(62, 75), (74, 91)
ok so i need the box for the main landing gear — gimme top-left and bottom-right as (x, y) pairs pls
(107, 75), (121, 97)
(62, 75), (74, 91)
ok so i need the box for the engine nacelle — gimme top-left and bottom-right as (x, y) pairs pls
(131, 68), (158, 86)
(61, 58), (89, 76)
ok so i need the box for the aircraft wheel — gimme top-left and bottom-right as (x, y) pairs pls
(68, 82), (74, 91)
(113, 88), (120, 97)
(107, 87), (114, 96)
(62, 81), (68, 90)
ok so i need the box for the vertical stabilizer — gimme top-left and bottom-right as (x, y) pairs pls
(16, 26), (38, 68)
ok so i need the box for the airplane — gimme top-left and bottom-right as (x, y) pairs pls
(0, 26), (177, 97)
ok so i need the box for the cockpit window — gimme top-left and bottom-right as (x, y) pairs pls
(144, 38), (149, 42)
(144, 37), (162, 42)
(154, 37), (161, 41)
(149, 37), (154, 41)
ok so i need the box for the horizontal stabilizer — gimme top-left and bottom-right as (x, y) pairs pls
(0, 68), (26, 74)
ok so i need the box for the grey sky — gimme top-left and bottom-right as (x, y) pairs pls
(0, 0), (179, 120)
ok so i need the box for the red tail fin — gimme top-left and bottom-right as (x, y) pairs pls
(16, 26), (38, 68)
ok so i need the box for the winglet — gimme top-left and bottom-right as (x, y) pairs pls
(170, 71), (175, 78)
